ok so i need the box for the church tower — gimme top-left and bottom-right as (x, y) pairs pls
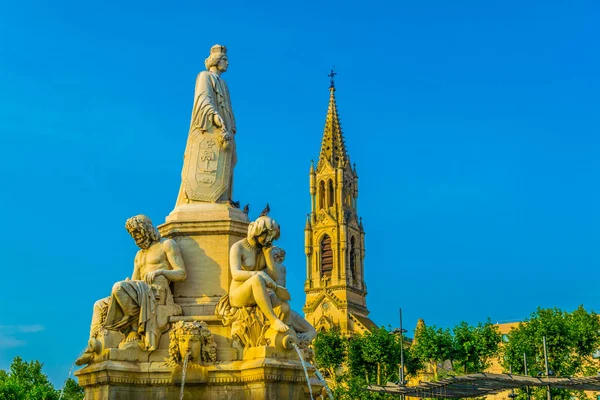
(303, 74), (376, 335)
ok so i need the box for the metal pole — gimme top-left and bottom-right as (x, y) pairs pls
(400, 308), (405, 386)
(524, 353), (530, 400)
(543, 336), (551, 400)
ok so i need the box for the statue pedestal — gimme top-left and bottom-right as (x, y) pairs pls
(159, 203), (249, 317)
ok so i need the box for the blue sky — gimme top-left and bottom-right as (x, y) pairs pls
(0, 0), (598, 386)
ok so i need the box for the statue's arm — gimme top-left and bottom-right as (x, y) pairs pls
(226, 85), (236, 134)
(230, 243), (256, 282)
(263, 248), (289, 299)
(275, 265), (290, 300)
(191, 72), (219, 130)
(161, 239), (187, 282)
(278, 265), (287, 287)
(263, 247), (279, 282)
(131, 252), (142, 280)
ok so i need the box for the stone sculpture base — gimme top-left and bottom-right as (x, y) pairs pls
(76, 357), (322, 400)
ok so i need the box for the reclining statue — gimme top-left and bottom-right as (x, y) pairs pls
(76, 215), (187, 365)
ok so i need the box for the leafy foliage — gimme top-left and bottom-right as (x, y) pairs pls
(313, 326), (420, 399)
(60, 379), (84, 400)
(313, 328), (347, 391)
(411, 324), (454, 379)
(452, 319), (501, 373)
(502, 306), (600, 400)
(348, 327), (401, 385)
(0, 357), (83, 400)
(410, 319), (501, 378)
(313, 329), (346, 375)
(311, 306), (599, 399)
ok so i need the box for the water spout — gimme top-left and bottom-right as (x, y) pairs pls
(179, 352), (189, 400)
(291, 341), (314, 400)
(314, 369), (334, 400)
(59, 349), (86, 400)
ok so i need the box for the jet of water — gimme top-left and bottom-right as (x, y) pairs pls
(179, 353), (189, 400)
(314, 369), (334, 400)
(58, 348), (87, 400)
(291, 341), (314, 400)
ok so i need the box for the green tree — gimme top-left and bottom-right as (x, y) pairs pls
(502, 306), (600, 400)
(60, 379), (84, 400)
(453, 319), (501, 373)
(0, 357), (84, 400)
(348, 327), (400, 386)
(313, 328), (347, 388)
(0, 357), (57, 400)
(411, 324), (454, 379)
(344, 327), (406, 400)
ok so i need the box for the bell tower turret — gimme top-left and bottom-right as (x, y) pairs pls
(303, 72), (376, 334)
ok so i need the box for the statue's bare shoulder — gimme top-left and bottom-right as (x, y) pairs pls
(160, 238), (179, 252)
(229, 240), (245, 267)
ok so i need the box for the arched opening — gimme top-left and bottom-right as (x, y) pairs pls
(346, 184), (353, 206)
(350, 236), (357, 279)
(320, 235), (333, 276)
(328, 179), (334, 207)
(318, 181), (325, 210)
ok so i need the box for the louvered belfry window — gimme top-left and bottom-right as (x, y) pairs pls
(350, 236), (356, 277)
(321, 235), (333, 276)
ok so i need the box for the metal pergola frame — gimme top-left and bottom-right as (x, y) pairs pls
(365, 373), (600, 398)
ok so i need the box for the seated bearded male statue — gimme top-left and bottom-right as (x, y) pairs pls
(76, 215), (187, 365)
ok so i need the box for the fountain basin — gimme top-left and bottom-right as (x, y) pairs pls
(76, 355), (323, 400)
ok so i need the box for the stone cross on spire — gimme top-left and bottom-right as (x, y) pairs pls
(328, 67), (337, 89)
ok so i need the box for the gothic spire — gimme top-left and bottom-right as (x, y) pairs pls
(318, 70), (349, 169)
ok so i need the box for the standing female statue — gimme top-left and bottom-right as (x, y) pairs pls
(176, 44), (237, 205)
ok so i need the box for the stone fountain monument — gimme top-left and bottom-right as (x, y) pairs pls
(74, 44), (320, 400)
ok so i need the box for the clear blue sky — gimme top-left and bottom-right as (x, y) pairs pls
(0, 0), (598, 386)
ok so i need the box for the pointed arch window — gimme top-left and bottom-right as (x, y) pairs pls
(346, 183), (353, 207)
(328, 179), (335, 207)
(318, 181), (325, 210)
(350, 236), (357, 279)
(320, 235), (333, 276)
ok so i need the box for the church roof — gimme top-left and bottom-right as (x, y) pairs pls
(350, 312), (378, 332)
(318, 85), (350, 170)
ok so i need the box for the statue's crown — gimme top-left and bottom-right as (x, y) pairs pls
(210, 44), (227, 57)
